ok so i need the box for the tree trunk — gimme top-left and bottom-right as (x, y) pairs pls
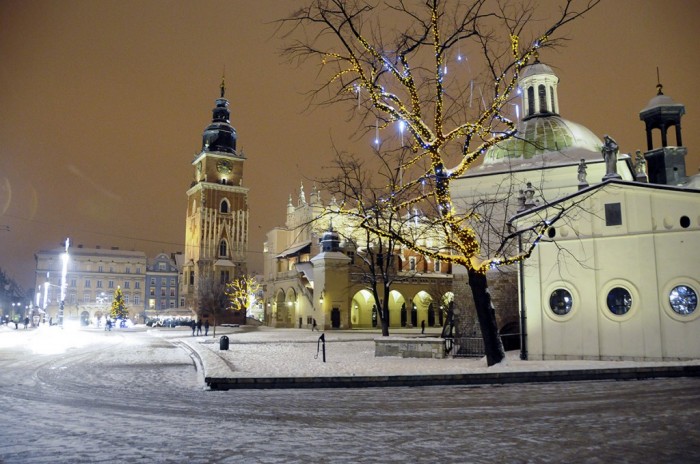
(381, 285), (391, 336)
(468, 268), (505, 366)
(380, 305), (390, 336)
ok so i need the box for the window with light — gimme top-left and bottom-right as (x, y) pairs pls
(669, 285), (698, 315)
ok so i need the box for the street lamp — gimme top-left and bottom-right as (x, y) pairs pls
(59, 238), (69, 327)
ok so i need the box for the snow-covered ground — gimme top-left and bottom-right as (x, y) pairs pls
(167, 325), (700, 380)
(2, 324), (700, 463)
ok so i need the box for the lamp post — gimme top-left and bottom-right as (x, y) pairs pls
(96, 291), (107, 327)
(58, 238), (69, 327)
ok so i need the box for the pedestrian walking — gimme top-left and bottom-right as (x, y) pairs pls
(204, 320), (210, 336)
(196, 319), (202, 336)
(191, 320), (196, 336)
(312, 318), (318, 331)
(23, 316), (29, 329)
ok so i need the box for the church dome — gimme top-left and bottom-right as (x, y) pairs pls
(643, 93), (677, 111)
(639, 86), (685, 120)
(473, 60), (603, 174)
(481, 115), (603, 168)
(520, 61), (555, 79)
(202, 95), (237, 154)
(321, 227), (341, 252)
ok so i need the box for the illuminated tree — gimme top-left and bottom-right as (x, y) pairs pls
(225, 275), (261, 316)
(110, 287), (128, 322)
(282, 0), (599, 365)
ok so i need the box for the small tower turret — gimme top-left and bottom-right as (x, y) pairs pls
(639, 77), (688, 185)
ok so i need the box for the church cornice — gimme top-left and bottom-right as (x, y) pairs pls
(186, 182), (249, 197)
(192, 150), (245, 165)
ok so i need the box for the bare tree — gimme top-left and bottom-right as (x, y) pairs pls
(321, 148), (428, 336)
(281, 0), (599, 365)
(197, 276), (228, 337)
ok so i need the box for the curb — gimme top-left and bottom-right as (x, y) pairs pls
(205, 364), (700, 390)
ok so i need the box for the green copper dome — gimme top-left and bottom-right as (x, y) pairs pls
(483, 115), (602, 164)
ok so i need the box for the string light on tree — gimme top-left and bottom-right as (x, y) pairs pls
(398, 119), (405, 146)
(374, 119), (380, 146)
(289, 0), (598, 368)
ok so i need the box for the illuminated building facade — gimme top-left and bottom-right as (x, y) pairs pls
(34, 245), (147, 325)
(262, 184), (454, 330)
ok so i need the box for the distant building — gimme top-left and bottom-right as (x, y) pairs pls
(145, 253), (183, 320)
(180, 79), (249, 325)
(34, 245), (147, 325)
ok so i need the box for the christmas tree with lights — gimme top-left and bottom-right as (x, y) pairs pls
(110, 287), (128, 322)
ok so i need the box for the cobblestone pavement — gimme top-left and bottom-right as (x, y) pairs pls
(1, 328), (699, 463)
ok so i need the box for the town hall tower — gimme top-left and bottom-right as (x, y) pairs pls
(181, 79), (248, 319)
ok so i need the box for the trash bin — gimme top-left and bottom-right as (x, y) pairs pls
(219, 335), (229, 351)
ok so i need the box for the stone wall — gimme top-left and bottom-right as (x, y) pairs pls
(375, 337), (446, 359)
(452, 267), (519, 338)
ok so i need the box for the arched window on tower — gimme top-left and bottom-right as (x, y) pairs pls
(527, 86), (535, 116)
(538, 84), (547, 113)
(219, 240), (228, 257)
(220, 199), (230, 214)
(550, 86), (557, 113)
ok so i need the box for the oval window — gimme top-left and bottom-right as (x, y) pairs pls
(669, 285), (698, 315)
(549, 289), (573, 315)
(607, 287), (632, 315)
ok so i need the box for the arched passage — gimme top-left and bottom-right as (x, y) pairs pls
(285, 288), (298, 328)
(388, 290), (406, 328)
(274, 289), (286, 327)
(411, 291), (433, 329)
(351, 289), (376, 328)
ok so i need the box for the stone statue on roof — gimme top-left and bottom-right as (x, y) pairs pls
(601, 135), (622, 180)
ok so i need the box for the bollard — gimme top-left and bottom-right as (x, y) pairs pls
(315, 333), (326, 363)
(219, 335), (229, 351)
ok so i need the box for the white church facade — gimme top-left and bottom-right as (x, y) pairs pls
(451, 60), (700, 361)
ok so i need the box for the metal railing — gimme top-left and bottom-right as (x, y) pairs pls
(446, 334), (520, 358)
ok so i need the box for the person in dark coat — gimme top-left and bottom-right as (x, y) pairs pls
(196, 319), (202, 336)
(421, 320), (425, 334)
(204, 320), (210, 336)
(190, 320), (196, 336)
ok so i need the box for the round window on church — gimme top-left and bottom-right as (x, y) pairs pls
(607, 287), (632, 315)
(669, 285), (698, 315)
(549, 289), (573, 315)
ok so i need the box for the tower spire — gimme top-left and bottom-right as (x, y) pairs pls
(220, 67), (226, 98)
